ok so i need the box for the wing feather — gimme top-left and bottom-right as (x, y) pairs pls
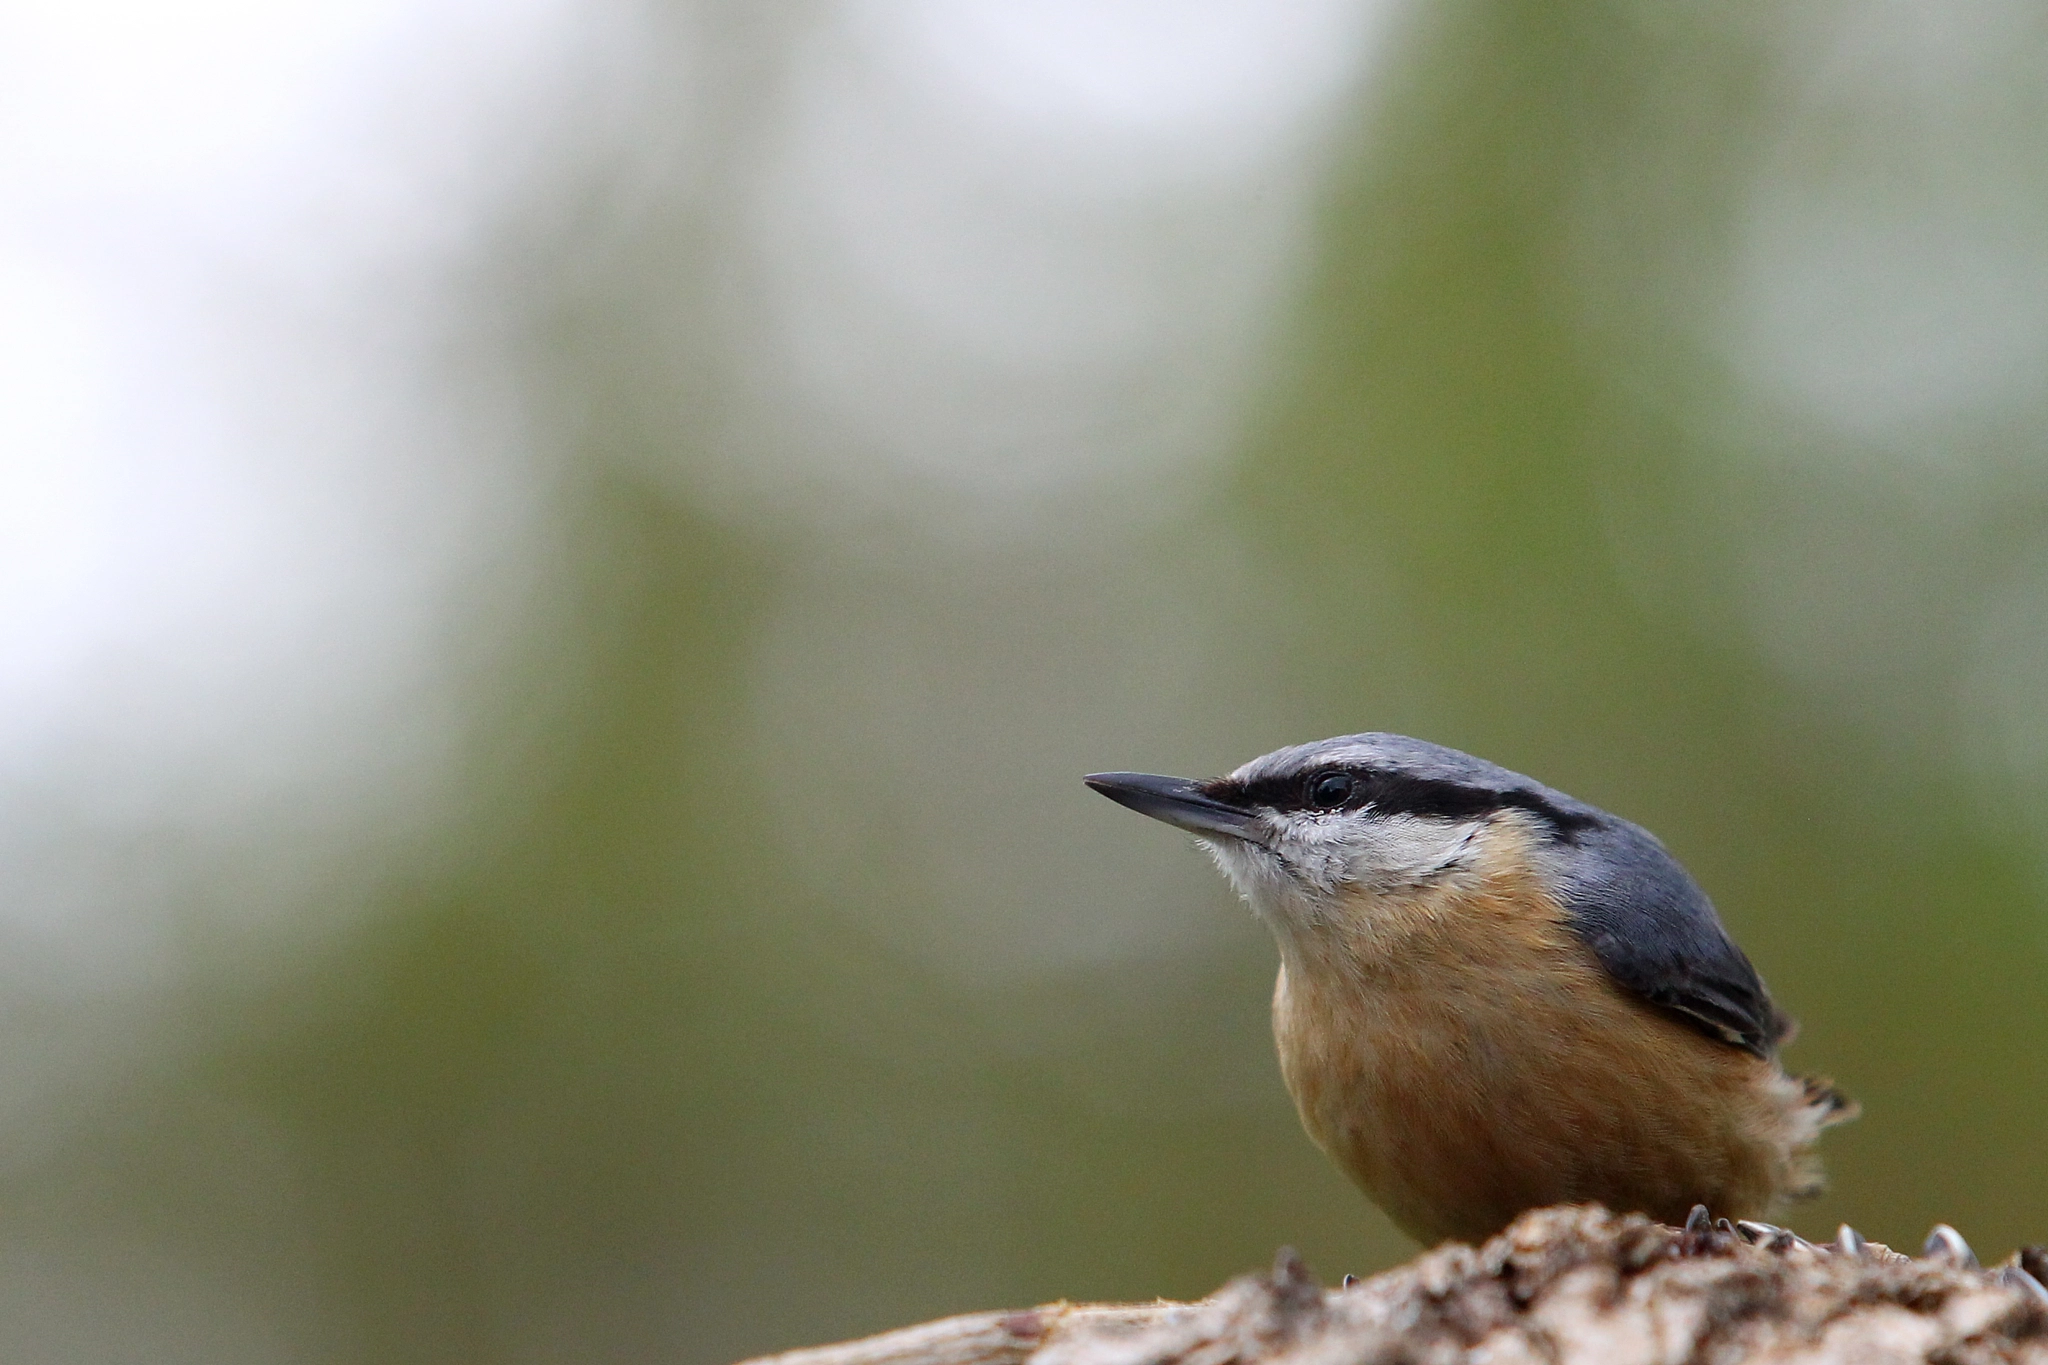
(1554, 816), (1785, 1059)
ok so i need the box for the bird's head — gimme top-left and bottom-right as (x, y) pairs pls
(1086, 733), (1603, 936)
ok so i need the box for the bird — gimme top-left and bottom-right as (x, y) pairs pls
(1084, 733), (1855, 1246)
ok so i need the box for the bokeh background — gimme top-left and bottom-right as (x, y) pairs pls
(3, 0), (2046, 1360)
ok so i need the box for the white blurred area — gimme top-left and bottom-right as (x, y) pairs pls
(688, 0), (1398, 537)
(0, 0), (1415, 1062)
(1728, 1), (2048, 442)
(0, 0), (592, 1087)
(724, 0), (1404, 981)
(1713, 0), (2048, 774)
(1586, 0), (2048, 841)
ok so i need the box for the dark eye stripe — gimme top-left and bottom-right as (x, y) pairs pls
(1209, 768), (1599, 840)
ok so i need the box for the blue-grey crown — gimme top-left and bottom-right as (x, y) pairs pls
(1209, 732), (1606, 837)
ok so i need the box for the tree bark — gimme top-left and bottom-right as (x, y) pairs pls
(737, 1205), (2048, 1365)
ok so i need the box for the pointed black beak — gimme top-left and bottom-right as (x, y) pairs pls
(1084, 772), (1263, 842)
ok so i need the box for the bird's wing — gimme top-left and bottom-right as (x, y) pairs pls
(1555, 818), (1786, 1059)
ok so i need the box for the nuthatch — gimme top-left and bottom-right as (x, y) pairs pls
(1086, 733), (1854, 1246)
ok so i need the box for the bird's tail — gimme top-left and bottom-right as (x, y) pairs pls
(1781, 1073), (1859, 1203)
(1801, 1074), (1860, 1128)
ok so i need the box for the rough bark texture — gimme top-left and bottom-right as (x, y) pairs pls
(738, 1205), (2048, 1365)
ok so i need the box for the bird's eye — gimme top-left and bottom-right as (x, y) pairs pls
(1307, 771), (1355, 808)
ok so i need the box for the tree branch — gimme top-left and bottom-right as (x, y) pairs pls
(738, 1205), (2048, 1365)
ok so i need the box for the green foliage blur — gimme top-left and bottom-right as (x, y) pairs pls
(10, 4), (2046, 1363)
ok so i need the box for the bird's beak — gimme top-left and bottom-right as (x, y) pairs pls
(1084, 772), (1264, 843)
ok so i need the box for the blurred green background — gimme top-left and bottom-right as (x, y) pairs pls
(3, 1), (2046, 1361)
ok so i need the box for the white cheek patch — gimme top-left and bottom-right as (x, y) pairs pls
(1305, 811), (1483, 892)
(1196, 812), (1486, 928)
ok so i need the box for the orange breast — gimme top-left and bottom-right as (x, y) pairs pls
(1268, 860), (1811, 1245)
